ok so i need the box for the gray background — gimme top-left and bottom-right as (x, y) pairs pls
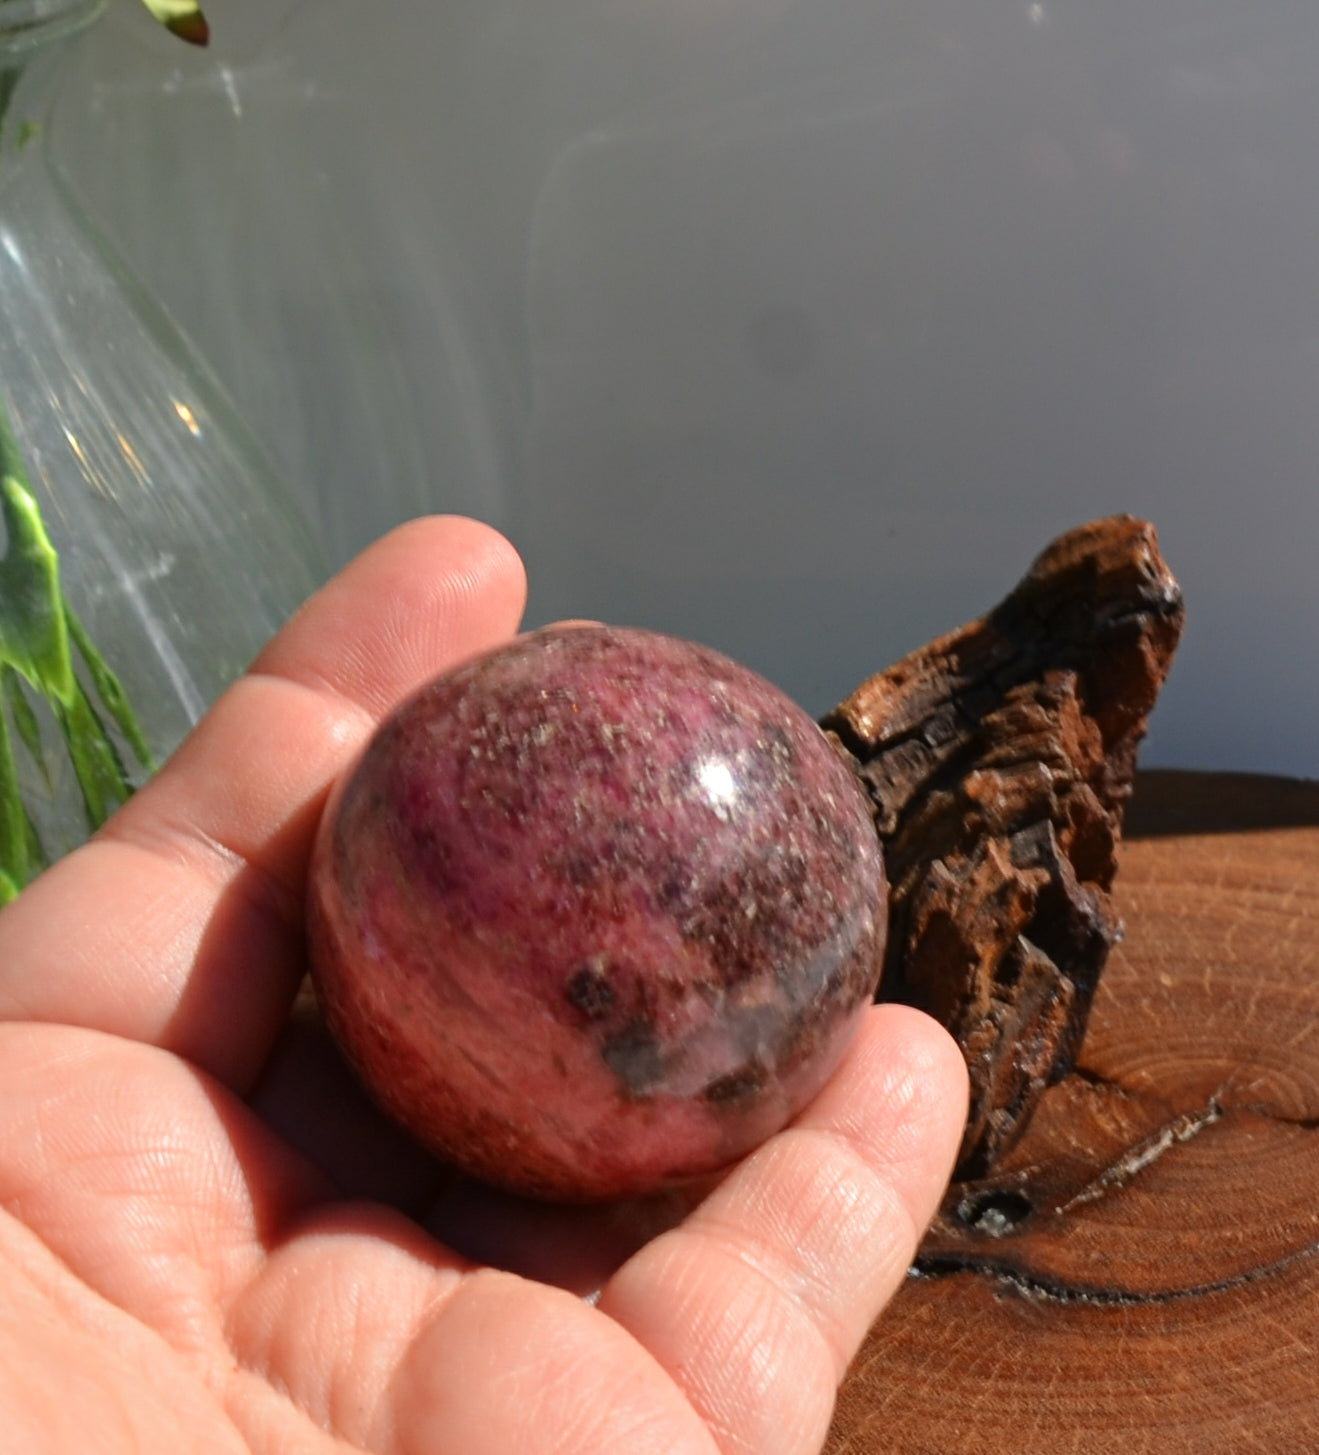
(53, 0), (1319, 776)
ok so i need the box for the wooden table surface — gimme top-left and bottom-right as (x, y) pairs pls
(826, 769), (1319, 1454)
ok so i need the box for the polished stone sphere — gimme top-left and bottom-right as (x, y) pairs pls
(308, 624), (887, 1200)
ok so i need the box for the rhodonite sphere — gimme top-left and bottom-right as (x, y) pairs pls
(307, 624), (888, 1200)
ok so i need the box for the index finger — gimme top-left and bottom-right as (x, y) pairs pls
(0, 516), (526, 1091)
(597, 1004), (968, 1455)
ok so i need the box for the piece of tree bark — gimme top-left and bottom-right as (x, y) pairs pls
(826, 770), (1319, 1453)
(822, 516), (1184, 1176)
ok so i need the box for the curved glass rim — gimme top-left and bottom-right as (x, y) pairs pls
(0, 0), (107, 59)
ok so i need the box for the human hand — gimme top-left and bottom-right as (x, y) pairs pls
(0, 516), (967, 1455)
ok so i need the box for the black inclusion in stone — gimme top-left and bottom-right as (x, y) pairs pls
(565, 963), (617, 1020)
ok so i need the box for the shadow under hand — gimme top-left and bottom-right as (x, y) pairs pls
(423, 1175), (708, 1300)
(249, 983), (711, 1297)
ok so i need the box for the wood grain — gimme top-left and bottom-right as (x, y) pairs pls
(827, 769), (1319, 1453)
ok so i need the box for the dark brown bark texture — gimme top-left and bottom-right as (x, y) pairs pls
(822, 515), (1185, 1177)
(826, 771), (1319, 1453)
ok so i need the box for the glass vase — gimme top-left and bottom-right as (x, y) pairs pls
(0, 0), (325, 900)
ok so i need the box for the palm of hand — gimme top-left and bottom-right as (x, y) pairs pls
(0, 519), (965, 1455)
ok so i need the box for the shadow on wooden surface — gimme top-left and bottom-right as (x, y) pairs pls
(1127, 768), (1319, 837)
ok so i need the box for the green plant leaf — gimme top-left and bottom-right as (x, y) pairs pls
(66, 606), (155, 771)
(138, 0), (210, 46)
(3, 667), (50, 790)
(54, 680), (134, 831)
(0, 427), (76, 706)
(1, 399), (150, 861)
(0, 674), (48, 901)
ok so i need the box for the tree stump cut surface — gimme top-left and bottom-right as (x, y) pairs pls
(827, 770), (1319, 1454)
